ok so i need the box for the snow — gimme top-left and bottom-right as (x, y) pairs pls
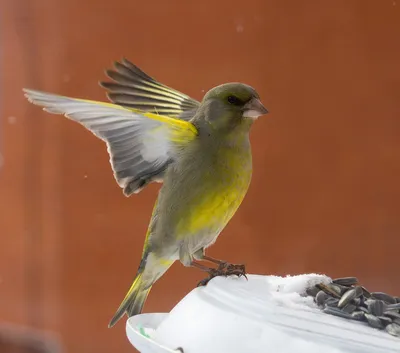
(126, 274), (400, 353)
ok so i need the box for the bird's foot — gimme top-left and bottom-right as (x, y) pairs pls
(196, 268), (227, 287)
(196, 263), (247, 287)
(225, 263), (248, 280)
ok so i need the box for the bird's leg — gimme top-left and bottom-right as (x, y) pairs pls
(190, 261), (227, 287)
(193, 249), (227, 271)
(199, 255), (229, 271)
(190, 261), (216, 272)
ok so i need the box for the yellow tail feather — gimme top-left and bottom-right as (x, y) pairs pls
(108, 273), (146, 328)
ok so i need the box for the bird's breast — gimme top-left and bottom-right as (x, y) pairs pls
(169, 138), (253, 238)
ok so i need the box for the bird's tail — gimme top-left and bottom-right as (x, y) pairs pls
(108, 270), (151, 328)
(108, 251), (174, 328)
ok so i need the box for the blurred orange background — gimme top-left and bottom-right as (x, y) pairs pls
(1, 0), (399, 352)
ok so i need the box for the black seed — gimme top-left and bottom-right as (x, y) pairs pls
(361, 286), (372, 298)
(316, 283), (341, 298)
(371, 292), (396, 304)
(386, 303), (400, 311)
(367, 300), (385, 316)
(342, 303), (357, 314)
(378, 316), (392, 327)
(386, 323), (400, 337)
(332, 277), (358, 286)
(384, 311), (400, 320)
(325, 298), (340, 308)
(306, 285), (320, 297)
(352, 311), (366, 321)
(338, 286), (363, 308)
(365, 314), (384, 329)
(316, 290), (329, 306)
(323, 307), (353, 319)
(353, 298), (362, 306)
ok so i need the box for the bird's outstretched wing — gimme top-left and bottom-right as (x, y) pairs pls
(100, 58), (201, 120)
(23, 89), (198, 196)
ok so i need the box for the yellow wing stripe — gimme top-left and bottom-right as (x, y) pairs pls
(78, 98), (198, 136)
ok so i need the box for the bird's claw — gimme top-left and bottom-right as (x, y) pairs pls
(197, 268), (226, 287)
(196, 263), (247, 287)
(226, 263), (247, 280)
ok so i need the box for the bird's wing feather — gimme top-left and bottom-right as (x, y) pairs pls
(23, 89), (198, 196)
(100, 58), (200, 120)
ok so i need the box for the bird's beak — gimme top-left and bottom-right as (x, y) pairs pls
(242, 98), (269, 118)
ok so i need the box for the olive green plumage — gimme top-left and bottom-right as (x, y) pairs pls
(22, 58), (268, 328)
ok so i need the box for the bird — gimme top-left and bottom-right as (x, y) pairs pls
(23, 58), (269, 328)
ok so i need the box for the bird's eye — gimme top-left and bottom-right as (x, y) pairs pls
(227, 95), (242, 105)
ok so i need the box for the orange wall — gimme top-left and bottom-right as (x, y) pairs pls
(1, 1), (399, 352)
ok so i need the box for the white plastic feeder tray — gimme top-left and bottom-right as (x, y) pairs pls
(126, 274), (400, 353)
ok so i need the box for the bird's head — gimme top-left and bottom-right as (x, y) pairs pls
(198, 83), (268, 132)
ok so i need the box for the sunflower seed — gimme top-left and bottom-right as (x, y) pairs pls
(342, 303), (357, 314)
(338, 286), (363, 308)
(362, 286), (372, 298)
(306, 285), (320, 297)
(365, 314), (384, 329)
(325, 298), (340, 308)
(384, 311), (400, 320)
(371, 292), (397, 304)
(336, 284), (354, 295)
(308, 278), (399, 337)
(352, 311), (366, 321)
(315, 290), (329, 306)
(332, 277), (358, 286)
(352, 298), (361, 306)
(386, 303), (400, 311)
(367, 299), (386, 316)
(378, 316), (392, 326)
(386, 323), (400, 337)
(330, 284), (345, 296)
(316, 283), (341, 298)
(323, 307), (353, 319)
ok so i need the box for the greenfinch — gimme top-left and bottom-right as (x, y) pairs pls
(23, 58), (269, 327)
